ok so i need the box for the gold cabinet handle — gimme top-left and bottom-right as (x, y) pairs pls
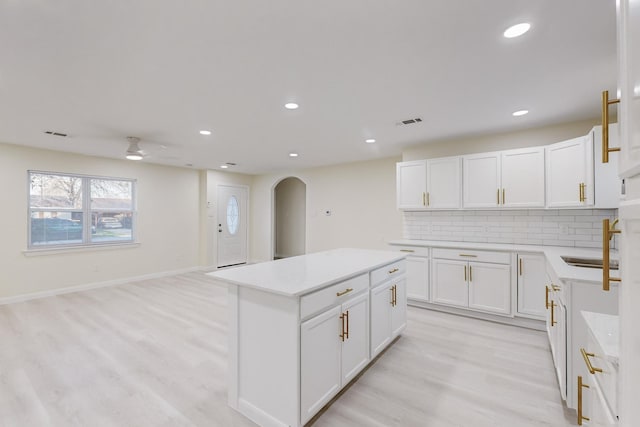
(578, 182), (586, 202)
(464, 265), (467, 281)
(390, 285), (397, 307)
(550, 300), (556, 326)
(339, 310), (349, 341)
(602, 218), (621, 291)
(336, 288), (353, 297)
(580, 348), (603, 374)
(399, 249), (415, 253)
(545, 285), (550, 310)
(552, 284), (561, 292)
(602, 90), (621, 163)
(502, 188), (505, 205)
(388, 267), (399, 274)
(393, 285), (397, 306)
(422, 192), (426, 206)
(426, 192), (430, 206)
(469, 266), (472, 282)
(577, 376), (590, 425)
(519, 258), (523, 276)
(497, 188), (500, 205)
(458, 254), (477, 258)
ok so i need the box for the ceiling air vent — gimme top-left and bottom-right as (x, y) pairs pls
(44, 131), (68, 137)
(396, 117), (423, 126)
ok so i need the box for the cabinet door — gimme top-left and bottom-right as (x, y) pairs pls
(341, 293), (370, 384)
(463, 152), (501, 208)
(431, 259), (468, 308)
(300, 306), (342, 424)
(405, 255), (429, 301)
(391, 278), (407, 338)
(426, 156), (461, 208)
(468, 262), (511, 315)
(617, 0), (640, 176)
(517, 253), (547, 319)
(501, 147), (545, 208)
(546, 136), (594, 207)
(370, 282), (393, 358)
(554, 302), (567, 401)
(397, 160), (427, 209)
(586, 377), (618, 426)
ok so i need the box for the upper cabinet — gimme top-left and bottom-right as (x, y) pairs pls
(462, 147), (545, 209)
(546, 135), (594, 208)
(396, 160), (427, 209)
(426, 156), (461, 209)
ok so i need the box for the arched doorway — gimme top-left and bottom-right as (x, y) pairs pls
(273, 177), (306, 259)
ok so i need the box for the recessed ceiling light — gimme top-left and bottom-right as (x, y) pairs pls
(284, 103), (299, 110)
(199, 130), (212, 135)
(289, 152), (299, 157)
(512, 110), (529, 117)
(503, 23), (531, 38)
(126, 153), (143, 161)
(220, 165), (229, 169)
(365, 139), (376, 144)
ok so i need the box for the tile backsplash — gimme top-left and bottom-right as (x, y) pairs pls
(402, 209), (618, 249)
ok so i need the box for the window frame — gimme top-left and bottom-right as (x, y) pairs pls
(27, 170), (137, 250)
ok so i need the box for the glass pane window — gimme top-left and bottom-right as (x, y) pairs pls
(227, 196), (239, 235)
(30, 173), (82, 209)
(28, 171), (136, 249)
(30, 211), (83, 246)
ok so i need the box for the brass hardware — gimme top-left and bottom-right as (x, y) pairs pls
(550, 300), (556, 326)
(580, 348), (603, 374)
(497, 188), (500, 205)
(336, 288), (354, 297)
(423, 192), (426, 206)
(426, 192), (430, 206)
(388, 267), (399, 274)
(344, 310), (349, 339)
(399, 249), (415, 253)
(577, 376), (590, 425)
(602, 218), (621, 291)
(458, 254), (477, 258)
(545, 286), (550, 310)
(552, 284), (561, 292)
(578, 182), (586, 202)
(519, 258), (523, 276)
(602, 90), (621, 163)
(390, 285), (397, 307)
(469, 266), (472, 282)
(464, 265), (467, 281)
(502, 188), (505, 205)
(339, 311), (347, 341)
(393, 285), (397, 306)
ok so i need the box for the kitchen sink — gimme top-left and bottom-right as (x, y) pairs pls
(561, 256), (619, 270)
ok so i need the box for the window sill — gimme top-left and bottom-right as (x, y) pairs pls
(23, 242), (140, 257)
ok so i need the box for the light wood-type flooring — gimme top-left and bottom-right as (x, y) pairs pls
(0, 272), (576, 427)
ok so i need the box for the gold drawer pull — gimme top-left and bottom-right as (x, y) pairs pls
(580, 348), (603, 374)
(577, 376), (590, 425)
(399, 249), (415, 253)
(551, 284), (561, 292)
(388, 267), (399, 274)
(426, 192), (430, 206)
(579, 182), (586, 202)
(458, 254), (477, 258)
(602, 218), (621, 291)
(550, 300), (556, 326)
(602, 90), (621, 163)
(545, 285), (550, 310)
(422, 192), (426, 206)
(390, 285), (397, 306)
(336, 288), (353, 297)
(339, 310), (349, 341)
(519, 258), (523, 276)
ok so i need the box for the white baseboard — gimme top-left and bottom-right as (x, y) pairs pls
(0, 266), (201, 306)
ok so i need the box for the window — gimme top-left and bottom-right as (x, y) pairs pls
(29, 171), (136, 248)
(226, 196), (239, 235)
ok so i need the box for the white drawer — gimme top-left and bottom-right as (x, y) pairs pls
(431, 248), (510, 264)
(585, 332), (618, 415)
(370, 260), (406, 287)
(300, 273), (369, 320)
(392, 245), (429, 257)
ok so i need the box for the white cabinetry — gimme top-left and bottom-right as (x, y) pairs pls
(370, 278), (407, 358)
(396, 160), (427, 209)
(431, 249), (511, 316)
(426, 156), (461, 208)
(392, 246), (429, 301)
(517, 253), (547, 320)
(547, 281), (567, 400)
(463, 147), (545, 208)
(546, 136), (594, 207)
(301, 292), (370, 424)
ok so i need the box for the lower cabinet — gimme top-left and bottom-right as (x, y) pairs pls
(370, 278), (407, 358)
(547, 282), (567, 400)
(301, 292), (369, 424)
(431, 253), (511, 316)
(578, 375), (618, 426)
(405, 253), (429, 301)
(517, 253), (547, 320)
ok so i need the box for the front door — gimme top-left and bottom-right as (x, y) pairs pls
(217, 185), (247, 268)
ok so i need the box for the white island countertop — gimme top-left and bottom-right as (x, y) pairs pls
(388, 239), (620, 284)
(582, 311), (620, 366)
(208, 248), (405, 297)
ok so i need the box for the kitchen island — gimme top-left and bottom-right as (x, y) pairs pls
(208, 248), (407, 427)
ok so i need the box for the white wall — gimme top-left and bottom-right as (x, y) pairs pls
(403, 118), (599, 161)
(250, 157), (403, 263)
(275, 177), (306, 258)
(0, 143), (201, 300)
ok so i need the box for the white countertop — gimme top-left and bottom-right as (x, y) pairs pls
(388, 239), (620, 284)
(582, 311), (619, 365)
(207, 248), (405, 297)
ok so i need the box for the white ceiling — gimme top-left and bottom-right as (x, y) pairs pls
(0, 1), (617, 174)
